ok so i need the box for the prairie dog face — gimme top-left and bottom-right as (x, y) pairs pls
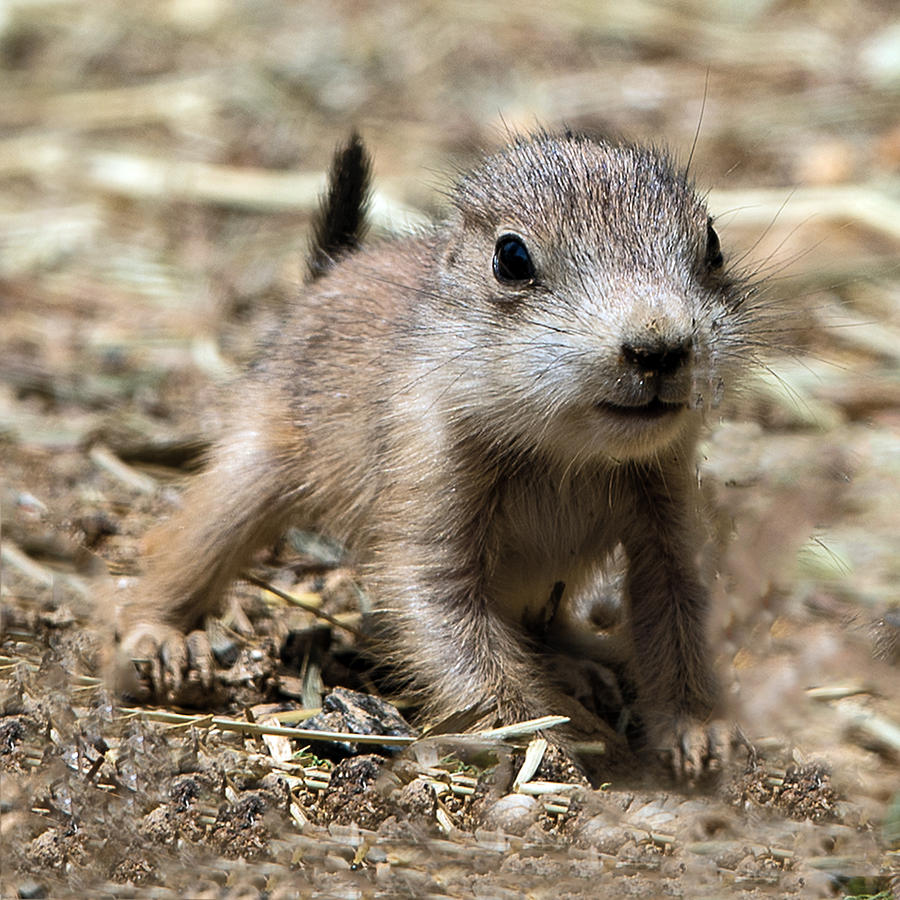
(430, 133), (753, 463)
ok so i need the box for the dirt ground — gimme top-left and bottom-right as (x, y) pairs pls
(1, 1), (899, 897)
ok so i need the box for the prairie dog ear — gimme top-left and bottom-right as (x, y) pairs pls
(306, 132), (373, 282)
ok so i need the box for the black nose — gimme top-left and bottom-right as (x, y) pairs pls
(621, 337), (693, 375)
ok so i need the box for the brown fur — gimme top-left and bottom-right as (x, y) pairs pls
(115, 132), (768, 775)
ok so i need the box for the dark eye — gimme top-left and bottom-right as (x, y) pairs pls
(493, 233), (536, 284)
(705, 221), (723, 270)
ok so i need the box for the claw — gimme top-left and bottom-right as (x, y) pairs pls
(656, 716), (735, 783)
(117, 622), (217, 705)
(185, 630), (214, 691)
(158, 630), (188, 699)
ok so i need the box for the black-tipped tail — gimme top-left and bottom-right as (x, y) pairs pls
(306, 132), (372, 281)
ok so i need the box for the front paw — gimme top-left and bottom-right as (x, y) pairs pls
(117, 622), (215, 705)
(650, 715), (735, 783)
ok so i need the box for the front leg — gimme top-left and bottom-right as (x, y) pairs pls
(379, 560), (558, 726)
(114, 424), (303, 703)
(620, 460), (729, 778)
(368, 539), (623, 768)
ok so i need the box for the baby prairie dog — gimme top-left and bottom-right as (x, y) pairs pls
(118, 131), (762, 776)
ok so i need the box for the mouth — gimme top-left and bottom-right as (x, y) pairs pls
(596, 397), (687, 420)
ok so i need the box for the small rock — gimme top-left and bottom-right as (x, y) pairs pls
(481, 793), (538, 836)
(303, 687), (416, 755)
(395, 778), (436, 820)
(575, 814), (631, 854)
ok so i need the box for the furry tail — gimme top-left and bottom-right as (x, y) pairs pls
(306, 132), (372, 281)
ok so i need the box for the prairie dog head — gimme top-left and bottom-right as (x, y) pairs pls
(427, 132), (757, 464)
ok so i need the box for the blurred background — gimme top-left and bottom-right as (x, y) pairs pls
(1, 0), (897, 401)
(1, 0), (898, 892)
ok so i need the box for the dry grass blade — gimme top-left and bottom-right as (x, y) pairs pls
(269, 707), (322, 724)
(570, 739), (608, 756)
(87, 151), (323, 210)
(435, 802), (456, 835)
(259, 717), (293, 763)
(0, 137), (426, 230)
(424, 772), (477, 799)
(805, 855), (876, 871)
(831, 700), (900, 755)
(516, 781), (581, 796)
(544, 800), (571, 815)
(709, 185), (900, 242)
(749, 365), (844, 430)
(452, 0), (837, 72)
(686, 841), (795, 863)
(119, 707), (416, 747)
(813, 299), (900, 364)
(512, 736), (547, 791)
(805, 682), (870, 702)
(475, 715), (570, 740)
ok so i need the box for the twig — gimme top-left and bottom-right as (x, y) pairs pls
(0, 74), (219, 129)
(89, 444), (158, 495)
(244, 572), (366, 640)
(84, 150), (428, 231)
(0, 542), (89, 597)
(1, 542), (55, 588)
